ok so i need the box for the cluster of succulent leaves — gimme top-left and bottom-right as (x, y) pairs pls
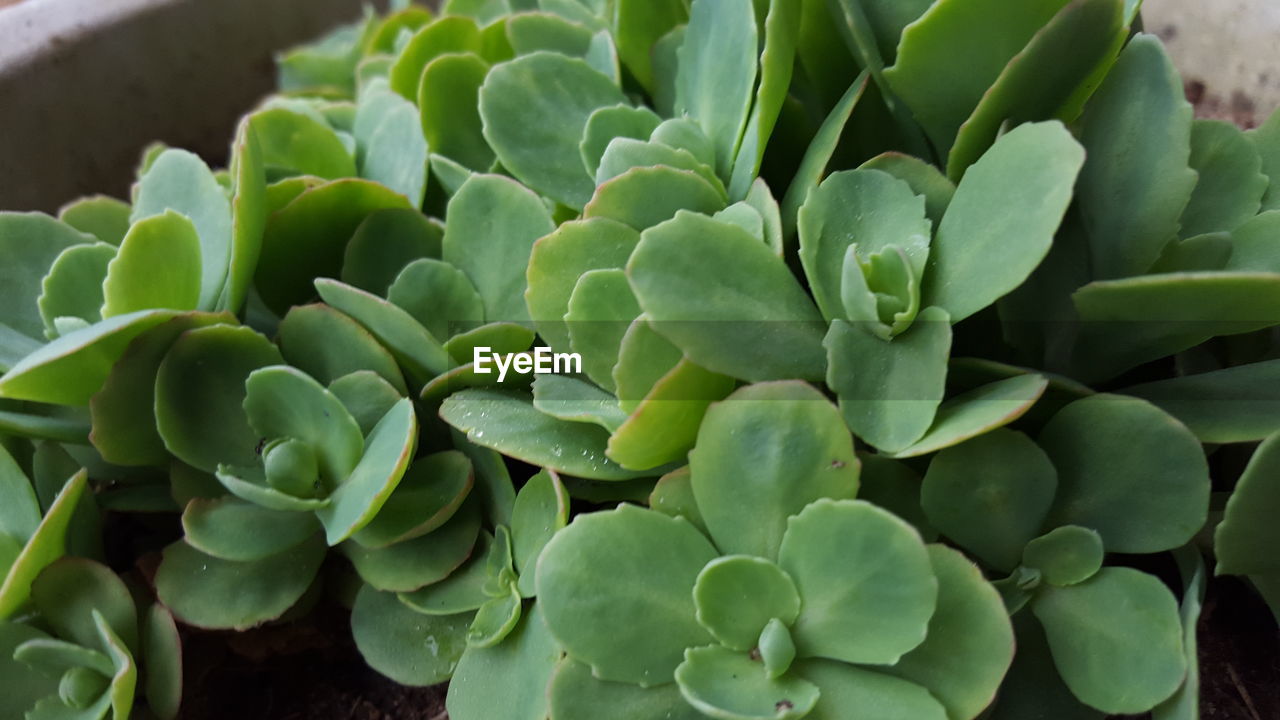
(3, 0), (1280, 717)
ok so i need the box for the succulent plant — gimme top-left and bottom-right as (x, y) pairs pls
(3, 0), (1280, 717)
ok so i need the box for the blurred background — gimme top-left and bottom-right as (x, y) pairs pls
(0, 0), (1277, 212)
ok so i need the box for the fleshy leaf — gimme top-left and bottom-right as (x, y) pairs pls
(154, 535), (326, 630)
(315, 278), (452, 383)
(1031, 567), (1186, 714)
(388, 257), (485, 341)
(480, 52), (626, 209)
(1124, 358), (1280, 444)
(689, 381), (859, 559)
(316, 398), (418, 544)
(352, 583), (470, 686)
(38, 243), (115, 338)
(675, 0), (757, 180)
(628, 211), (826, 381)
(343, 499), (480, 592)
(443, 174), (556, 326)
(31, 557), (138, 654)
(675, 645), (818, 720)
(1023, 526), (1105, 587)
(824, 310), (951, 453)
(351, 450), (473, 549)
(244, 365), (364, 486)
(142, 605), (182, 720)
(341, 209), (441, 295)
(605, 358), (736, 471)
(800, 660), (947, 720)
(580, 104), (663, 178)
(923, 121), (1084, 322)
(1075, 35), (1197, 278)
(440, 389), (654, 480)
(0, 470), (89, 619)
(779, 500), (936, 665)
(1216, 431), (1280, 575)
(511, 469), (568, 597)
(882, 545), (1014, 720)
(584, 166), (727, 232)
(58, 196), (131, 246)
(537, 504), (716, 686)
(531, 375), (628, 432)
(887, 374), (1049, 459)
(921, 428), (1057, 572)
(1179, 118), (1267, 237)
(419, 52), (494, 172)
(1039, 394), (1209, 554)
(399, 531), (494, 616)
(182, 497), (320, 562)
(389, 16), (483, 99)
(278, 303), (407, 393)
(692, 556), (800, 652)
(448, 605), (564, 720)
(548, 656), (705, 720)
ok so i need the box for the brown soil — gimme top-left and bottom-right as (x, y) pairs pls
(175, 602), (447, 720)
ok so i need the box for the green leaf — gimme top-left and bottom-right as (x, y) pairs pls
(352, 584), (470, 686)
(352, 450), (473, 549)
(727, 0), (801, 201)
(883, 0), (1071, 156)
(0, 469), (87, 619)
(1075, 35), (1197, 278)
(0, 213), (97, 346)
(250, 107), (356, 180)
(689, 382), (858, 558)
(507, 11), (593, 55)
(549, 656), (705, 720)
(511, 469), (568, 596)
(692, 555), (800, 652)
(629, 211), (826, 382)
(675, 0), (757, 180)
(100, 212), (202, 318)
(316, 399), (418, 544)
(315, 278), (452, 383)
(58, 196), (131, 246)
(95, 610), (138, 720)
(358, 95), (429, 206)
(612, 315), (682, 413)
(480, 52), (626, 209)
(154, 534), (326, 630)
(1152, 547), (1206, 720)
(606, 358), (736, 471)
(537, 504), (716, 686)
(1023, 526), (1105, 587)
(30, 558), (137, 657)
(399, 532), (494, 615)
(1216, 432), (1280, 575)
(468, 583), (523, 648)
(580, 104), (663, 178)
(131, 149), (233, 310)
(887, 374), (1049, 459)
(825, 310), (951, 453)
(444, 322), (537, 364)
(278, 303), (407, 393)
(388, 257), (485, 341)
(443, 174), (556, 325)
(1, 309), (199, 406)
(341, 209), (441, 295)
(1222, 210), (1280, 272)
(255, 179), (413, 314)
(0, 623), (60, 719)
(881, 545), (1013, 720)
(780, 500), (936, 665)
(440, 389), (654, 480)
(0, 444), (39, 543)
(800, 660), (947, 720)
(947, 0), (1126, 180)
(1180, 119), (1267, 237)
(675, 645), (818, 720)
(780, 74), (868, 239)
(596, 138), (724, 195)
(921, 428), (1056, 572)
(153, 325), (283, 472)
(38, 243), (115, 338)
(1039, 394), (1210, 554)
(986, 613), (1105, 720)
(611, 0), (686, 93)
(448, 605), (564, 720)
(214, 465), (330, 512)
(419, 52), (495, 171)
(1031, 567), (1186, 714)
(584, 166), (727, 231)
(1248, 106), (1280, 211)
(389, 16), (483, 99)
(142, 605), (182, 720)
(344, 498), (480, 592)
(182, 497), (320, 562)
(924, 121), (1084, 322)
(531, 374), (628, 432)
(650, 118), (716, 169)
(1124, 358), (1280, 443)
(859, 153), (955, 228)
(1071, 272), (1280, 381)
(744, 179), (784, 255)
(329, 370), (404, 436)
(226, 115), (268, 316)
(565, 269), (640, 391)
(799, 169), (931, 322)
